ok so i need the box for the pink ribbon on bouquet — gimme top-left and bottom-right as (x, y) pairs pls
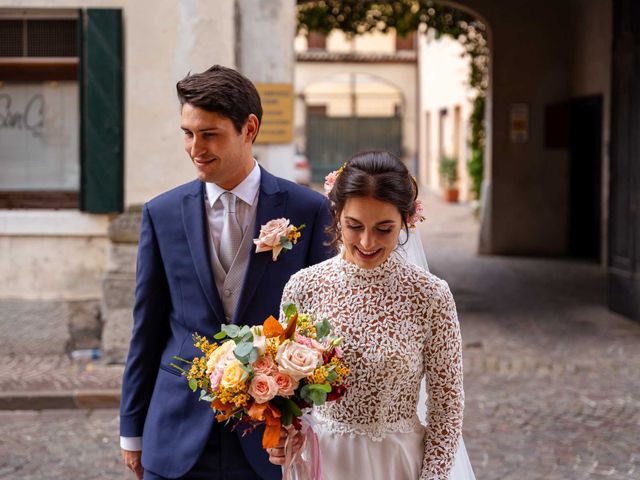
(282, 413), (324, 480)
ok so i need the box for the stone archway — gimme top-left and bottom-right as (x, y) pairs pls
(296, 71), (409, 181)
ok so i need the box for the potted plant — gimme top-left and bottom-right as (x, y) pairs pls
(439, 155), (459, 202)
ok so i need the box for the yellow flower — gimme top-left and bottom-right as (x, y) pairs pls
(306, 365), (329, 385)
(295, 314), (317, 339)
(330, 357), (350, 384)
(287, 227), (302, 244)
(194, 335), (218, 356)
(216, 382), (250, 407)
(265, 338), (280, 358)
(220, 359), (249, 390)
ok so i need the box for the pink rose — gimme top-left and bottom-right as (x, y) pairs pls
(253, 218), (291, 261)
(274, 372), (299, 397)
(295, 335), (325, 353)
(276, 340), (322, 381)
(209, 368), (223, 390)
(252, 356), (277, 375)
(248, 373), (279, 404)
(323, 171), (338, 196)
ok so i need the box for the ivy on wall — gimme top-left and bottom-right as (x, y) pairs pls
(297, 0), (488, 199)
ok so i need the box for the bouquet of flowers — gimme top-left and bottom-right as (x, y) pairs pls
(172, 303), (349, 451)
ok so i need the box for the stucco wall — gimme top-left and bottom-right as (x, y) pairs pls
(418, 33), (474, 201)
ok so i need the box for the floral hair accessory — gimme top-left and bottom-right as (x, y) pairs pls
(253, 218), (305, 261)
(407, 199), (426, 228)
(323, 163), (347, 196)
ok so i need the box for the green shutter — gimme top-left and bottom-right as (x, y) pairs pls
(80, 8), (123, 213)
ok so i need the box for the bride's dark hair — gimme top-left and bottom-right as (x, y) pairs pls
(326, 150), (419, 252)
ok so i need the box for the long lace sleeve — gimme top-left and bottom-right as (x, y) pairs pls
(278, 274), (304, 323)
(420, 280), (464, 479)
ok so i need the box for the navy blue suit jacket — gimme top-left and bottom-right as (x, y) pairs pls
(120, 167), (332, 479)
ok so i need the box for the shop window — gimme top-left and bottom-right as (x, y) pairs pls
(0, 9), (123, 212)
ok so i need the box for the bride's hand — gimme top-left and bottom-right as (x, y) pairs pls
(267, 427), (304, 465)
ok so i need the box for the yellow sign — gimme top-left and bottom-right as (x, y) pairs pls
(255, 83), (293, 144)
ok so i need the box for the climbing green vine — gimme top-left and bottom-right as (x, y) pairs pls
(297, 0), (488, 199)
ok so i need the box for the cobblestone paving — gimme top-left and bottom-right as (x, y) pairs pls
(425, 194), (640, 480)
(0, 192), (638, 479)
(0, 409), (125, 480)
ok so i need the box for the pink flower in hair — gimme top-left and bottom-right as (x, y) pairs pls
(407, 199), (426, 228)
(323, 163), (347, 196)
(323, 171), (339, 196)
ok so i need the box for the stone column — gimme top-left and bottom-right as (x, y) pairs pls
(101, 207), (140, 363)
(236, 0), (297, 180)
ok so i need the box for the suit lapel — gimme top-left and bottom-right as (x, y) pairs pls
(233, 167), (287, 323)
(182, 182), (226, 325)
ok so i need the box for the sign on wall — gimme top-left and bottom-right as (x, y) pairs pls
(0, 81), (79, 190)
(254, 83), (293, 144)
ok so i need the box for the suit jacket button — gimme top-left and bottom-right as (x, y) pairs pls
(224, 289), (232, 297)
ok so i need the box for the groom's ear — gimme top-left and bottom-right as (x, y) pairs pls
(244, 114), (260, 144)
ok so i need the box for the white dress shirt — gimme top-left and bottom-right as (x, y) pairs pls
(120, 161), (261, 452)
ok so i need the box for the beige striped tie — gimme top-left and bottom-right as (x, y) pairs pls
(219, 192), (242, 273)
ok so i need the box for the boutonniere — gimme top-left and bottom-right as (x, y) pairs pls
(253, 218), (305, 261)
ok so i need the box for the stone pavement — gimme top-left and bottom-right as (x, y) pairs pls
(1, 191), (639, 479)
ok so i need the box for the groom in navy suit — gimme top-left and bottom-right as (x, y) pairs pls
(120, 65), (332, 479)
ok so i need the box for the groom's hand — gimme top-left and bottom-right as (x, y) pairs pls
(121, 448), (143, 479)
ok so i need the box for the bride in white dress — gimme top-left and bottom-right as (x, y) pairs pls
(270, 150), (475, 480)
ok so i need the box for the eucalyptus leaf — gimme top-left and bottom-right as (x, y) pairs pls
(234, 341), (254, 358)
(315, 319), (331, 339)
(222, 324), (240, 338)
(300, 384), (330, 405)
(247, 347), (259, 364)
(241, 332), (254, 343)
(311, 383), (332, 393)
(199, 390), (216, 402)
(326, 370), (337, 383)
(213, 331), (227, 340)
(281, 239), (293, 250)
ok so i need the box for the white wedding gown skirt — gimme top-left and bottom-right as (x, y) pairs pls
(315, 428), (475, 480)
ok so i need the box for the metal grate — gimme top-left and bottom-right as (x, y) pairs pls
(0, 20), (23, 56)
(27, 20), (77, 57)
(0, 19), (77, 57)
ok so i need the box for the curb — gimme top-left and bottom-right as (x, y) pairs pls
(0, 389), (121, 410)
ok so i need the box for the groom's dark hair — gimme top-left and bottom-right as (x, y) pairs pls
(176, 65), (263, 141)
(327, 150), (419, 252)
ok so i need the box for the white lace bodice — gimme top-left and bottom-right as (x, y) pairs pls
(281, 254), (464, 480)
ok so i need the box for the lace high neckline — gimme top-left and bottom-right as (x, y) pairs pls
(335, 252), (400, 283)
